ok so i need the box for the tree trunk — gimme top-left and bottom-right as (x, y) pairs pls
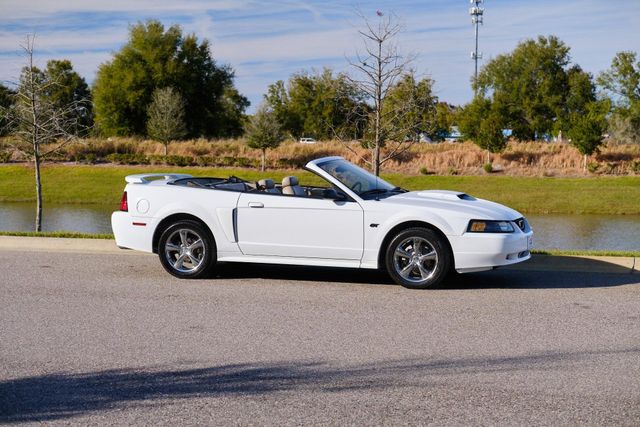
(261, 149), (266, 172)
(373, 145), (380, 176)
(583, 153), (587, 172)
(373, 36), (383, 177)
(34, 151), (42, 232)
(29, 46), (42, 233)
(164, 142), (169, 156)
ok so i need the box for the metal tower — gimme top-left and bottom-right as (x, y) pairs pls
(469, 0), (484, 95)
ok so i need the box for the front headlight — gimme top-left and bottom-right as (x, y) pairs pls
(467, 220), (515, 233)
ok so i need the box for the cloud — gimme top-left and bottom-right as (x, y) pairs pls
(0, 0), (638, 109)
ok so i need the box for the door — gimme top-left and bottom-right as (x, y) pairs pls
(236, 192), (364, 260)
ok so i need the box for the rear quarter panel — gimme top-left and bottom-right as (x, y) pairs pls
(115, 183), (241, 254)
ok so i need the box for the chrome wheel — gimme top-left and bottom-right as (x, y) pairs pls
(392, 236), (438, 284)
(163, 228), (206, 274)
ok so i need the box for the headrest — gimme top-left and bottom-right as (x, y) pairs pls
(282, 176), (298, 187)
(258, 178), (274, 189)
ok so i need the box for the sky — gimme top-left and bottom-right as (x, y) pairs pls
(1, 0), (639, 112)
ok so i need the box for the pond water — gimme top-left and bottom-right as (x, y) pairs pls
(0, 202), (639, 252)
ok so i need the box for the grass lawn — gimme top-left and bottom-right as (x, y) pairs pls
(1, 163), (639, 215)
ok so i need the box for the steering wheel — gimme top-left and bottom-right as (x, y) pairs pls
(350, 182), (362, 193)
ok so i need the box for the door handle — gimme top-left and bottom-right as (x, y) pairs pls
(248, 202), (264, 208)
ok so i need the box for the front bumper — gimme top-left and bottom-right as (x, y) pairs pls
(449, 229), (533, 273)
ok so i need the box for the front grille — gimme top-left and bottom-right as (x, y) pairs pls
(514, 217), (527, 232)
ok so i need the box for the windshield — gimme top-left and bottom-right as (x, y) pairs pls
(317, 159), (403, 199)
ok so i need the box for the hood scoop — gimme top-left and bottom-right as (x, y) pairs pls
(414, 190), (476, 201)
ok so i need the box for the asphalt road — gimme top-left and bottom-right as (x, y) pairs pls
(1, 250), (639, 426)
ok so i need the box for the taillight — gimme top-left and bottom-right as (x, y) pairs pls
(120, 191), (128, 212)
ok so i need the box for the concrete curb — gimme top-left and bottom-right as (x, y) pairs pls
(0, 236), (637, 274)
(0, 236), (150, 256)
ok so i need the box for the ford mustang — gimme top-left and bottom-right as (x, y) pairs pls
(112, 156), (533, 289)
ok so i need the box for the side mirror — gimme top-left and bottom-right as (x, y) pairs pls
(322, 188), (339, 199)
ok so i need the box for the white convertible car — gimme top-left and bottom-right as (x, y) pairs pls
(112, 156), (533, 289)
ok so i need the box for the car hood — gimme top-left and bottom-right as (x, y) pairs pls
(378, 190), (522, 220)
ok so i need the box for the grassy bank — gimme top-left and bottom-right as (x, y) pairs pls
(1, 164), (640, 215)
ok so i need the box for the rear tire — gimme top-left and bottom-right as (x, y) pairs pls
(385, 227), (451, 289)
(158, 220), (216, 279)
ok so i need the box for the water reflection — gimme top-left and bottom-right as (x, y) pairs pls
(0, 203), (638, 251)
(0, 202), (115, 234)
(525, 214), (640, 251)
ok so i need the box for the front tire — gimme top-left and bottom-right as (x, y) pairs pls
(385, 227), (451, 289)
(158, 220), (216, 279)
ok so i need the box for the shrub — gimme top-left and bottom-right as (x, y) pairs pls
(234, 157), (254, 167)
(276, 158), (302, 169)
(448, 167), (458, 175)
(586, 162), (599, 174)
(194, 156), (212, 166)
(105, 153), (149, 165)
(220, 156), (236, 166)
(0, 151), (12, 163)
(84, 153), (97, 164)
(483, 163), (493, 173)
(419, 166), (429, 175)
(631, 160), (640, 174)
(164, 155), (194, 167)
(148, 155), (164, 165)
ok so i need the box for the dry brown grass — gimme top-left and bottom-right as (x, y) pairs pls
(3, 136), (640, 176)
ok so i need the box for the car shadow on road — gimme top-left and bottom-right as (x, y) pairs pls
(213, 262), (394, 285)
(211, 262), (638, 289)
(446, 269), (638, 289)
(2, 348), (638, 423)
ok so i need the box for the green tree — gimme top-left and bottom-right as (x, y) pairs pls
(245, 104), (285, 171)
(477, 102), (508, 154)
(567, 100), (609, 170)
(598, 51), (640, 107)
(474, 35), (579, 140)
(382, 74), (438, 142)
(93, 20), (248, 137)
(458, 97), (507, 159)
(553, 65), (598, 136)
(432, 102), (457, 141)
(597, 51), (640, 143)
(457, 97), (490, 143)
(43, 59), (93, 134)
(0, 84), (16, 136)
(265, 80), (299, 138)
(264, 69), (362, 140)
(146, 87), (187, 155)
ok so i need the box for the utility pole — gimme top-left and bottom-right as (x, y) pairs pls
(469, 0), (484, 96)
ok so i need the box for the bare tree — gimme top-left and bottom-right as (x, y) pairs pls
(0, 36), (88, 231)
(146, 87), (187, 155)
(343, 11), (430, 176)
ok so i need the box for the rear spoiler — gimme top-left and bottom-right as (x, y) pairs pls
(125, 173), (193, 184)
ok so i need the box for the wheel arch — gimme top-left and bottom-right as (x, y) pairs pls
(152, 213), (215, 254)
(377, 220), (454, 270)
